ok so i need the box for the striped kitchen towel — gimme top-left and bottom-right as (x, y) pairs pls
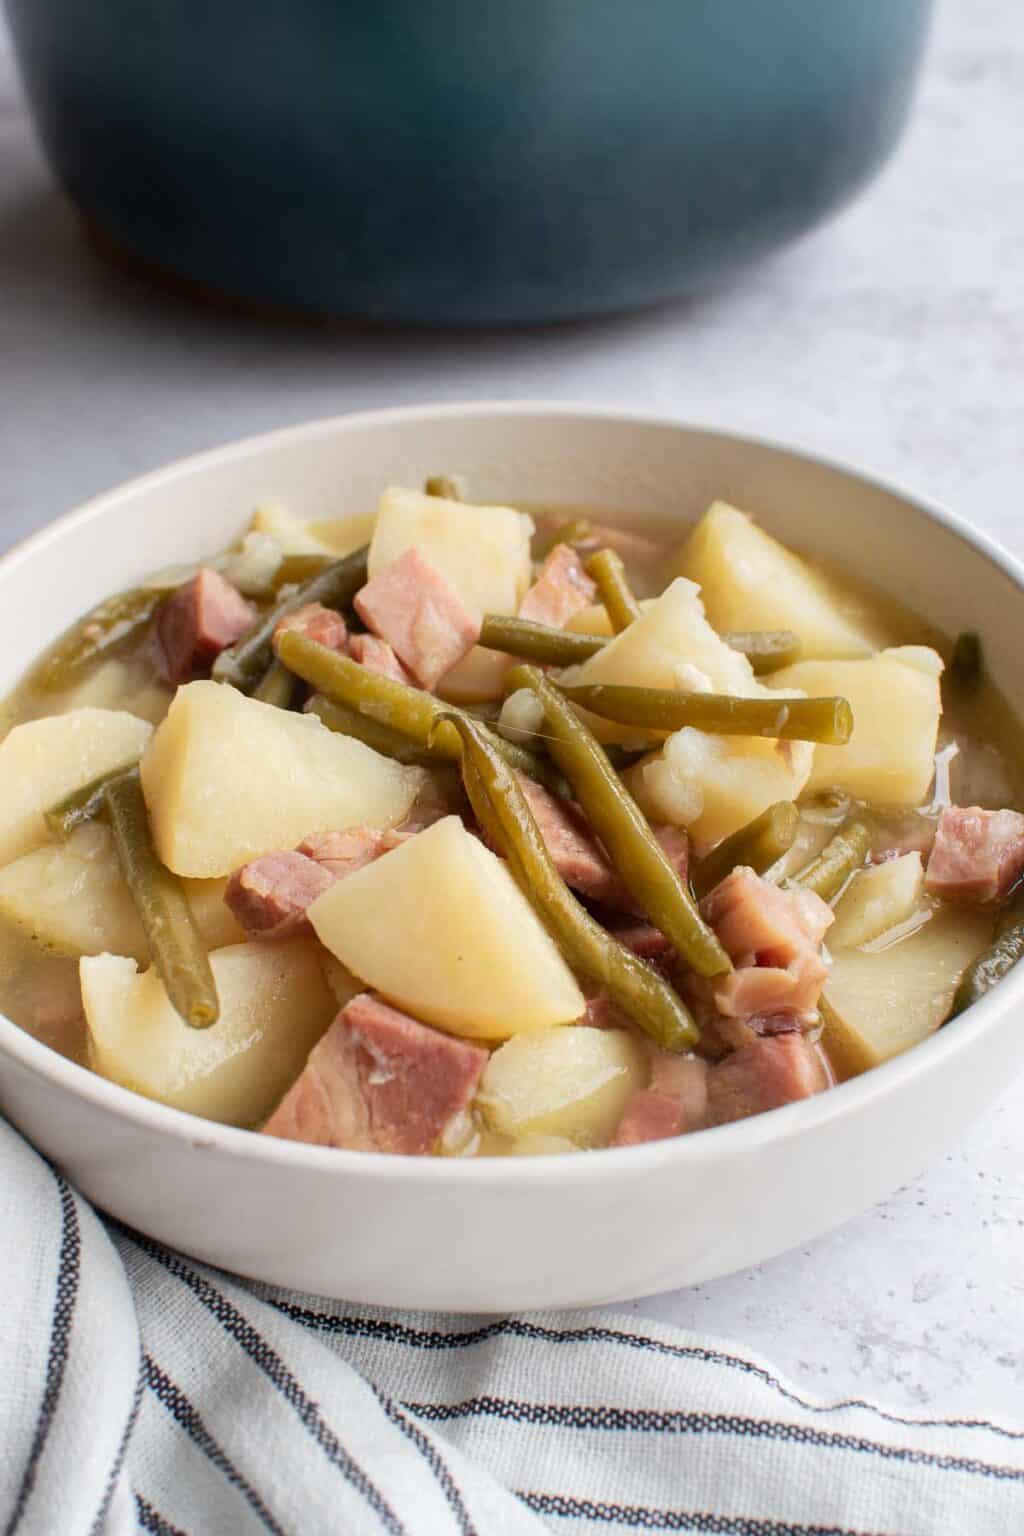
(2, 1116), (1022, 1536)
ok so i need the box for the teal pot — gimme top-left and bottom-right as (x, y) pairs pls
(5, 0), (935, 326)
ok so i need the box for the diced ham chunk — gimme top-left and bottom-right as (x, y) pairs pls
(347, 633), (415, 685)
(228, 825), (414, 937)
(612, 1053), (708, 1147)
(225, 851), (334, 938)
(156, 568), (255, 685)
(701, 867), (833, 1020)
(518, 545), (596, 629)
(297, 826), (412, 878)
(274, 601), (348, 653)
(516, 779), (688, 917)
(354, 548), (481, 690)
(608, 923), (673, 960)
(925, 805), (1024, 904)
(262, 993), (487, 1155)
(705, 1035), (829, 1127)
(517, 778), (630, 908)
(868, 811), (937, 866)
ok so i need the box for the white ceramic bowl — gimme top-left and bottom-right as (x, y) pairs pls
(2, 404), (1023, 1311)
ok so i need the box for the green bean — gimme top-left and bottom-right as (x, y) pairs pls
(558, 684), (853, 745)
(102, 770), (219, 1028)
(692, 802), (801, 899)
(251, 659), (297, 709)
(306, 693), (440, 767)
(479, 614), (607, 666)
(43, 761), (142, 841)
(790, 816), (871, 902)
(424, 475), (465, 501)
(721, 630), (801, 673)
(276, 630), (568, 795)
(213, 545), (369, 692)
(33, 589), (165, 692)
(950, 921), (1024, 1018)
(535, 518), (594, 559)
(948, 631), (982, 692)
(271, 553), (336, 590)
(435, 710), (699, 1052)
(586, 548), (642, 632)
(507, 665), (731, 979)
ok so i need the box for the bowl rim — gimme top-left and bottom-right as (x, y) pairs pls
(2, 398), (1023, 1185)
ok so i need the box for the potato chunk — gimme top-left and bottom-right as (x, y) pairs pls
(671, 502), (875, 659)
(566, 577), (756, 696)
(829, 852), (925, 950)
(0, 824), (246, 961)
(140, 680), (423, 877)
(370, 486), (533, 615)
(626, 730), (813, 853)
(251, 503), (376, 558)
(0, 707), (153, 868)
(477, 1026), (646, 1145)
(0, 823), (147, 960)
(82, 939), (335, 1125)
(308, 815), (584, 1038)
(563, 577), (787, 749)
(769, 647), (943, 806)
(370, 487), (533, 702)
(822, 907), (992, 1074)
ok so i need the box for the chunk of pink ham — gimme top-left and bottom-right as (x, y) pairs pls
(224, 851), (335, 938)
(701, 866), (833, 1020)
(297, 826), (413, 878)
(156, 568), (255, 685)
(925, 805), (1024, 904)
(262, 993), (487, 1155)
(705, 1035), (829, 1127)
(518, 545), (596, 629)
(607, 922), (673, 960)
(611, 1053), (709, 1147)
(347, 632), (414, 684)
(517, 777), (630, 906)
(274, 601), (348, 653)
(227, 826), (412, 937)
(516, 778), (688, 916)
(354, 548), (481, 690)
(868, 810), (936, 866)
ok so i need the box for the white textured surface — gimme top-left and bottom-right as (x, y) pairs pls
(1, 4), (1023, 1420)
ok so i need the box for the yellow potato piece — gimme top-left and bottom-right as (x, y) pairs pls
(436, 645), (513, 704)
(370, 486), (534, 702)
(250, 504), (328, 556)
(183, 877), (248, 951)
(0, 823), (247, 962)
(251, 503), (375, 558)
(370, 486), (533, 615)
(829, 852), (925, 950)
(82, 939), (335, 1125)
(562, 578), (775, 747)
(0, 823), (147, 960)
(565, 599), (654, 638)
(308, 512), (377, 556)
(822, 907), (992, 1073)
(140, 680), (423, 877)
(626, 729), (813, 854)
(477, 1026), (646, 1145)
(0, 707), (153, 868)
(768, 647), (943, 806)
(671, 501), (875, 659)
(308, 815), (584, 1039)
(566, 577), (756, 694)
